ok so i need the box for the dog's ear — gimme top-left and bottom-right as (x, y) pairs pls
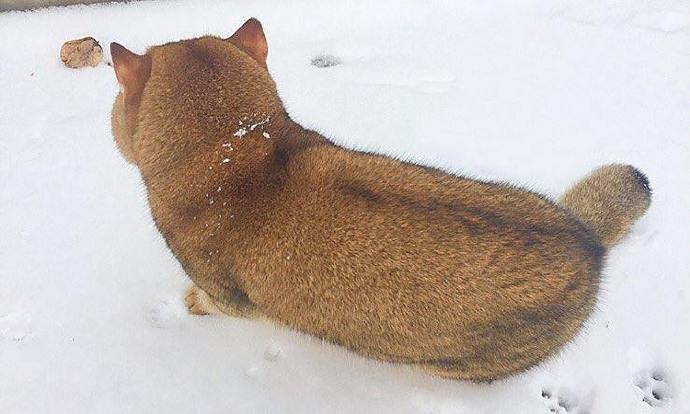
(228, 18), (268, 69)
(110, 43), (152, 134)
(110, 42), (152, 99)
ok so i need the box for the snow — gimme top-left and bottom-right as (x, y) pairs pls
(233, 127), (248, 137)
(0, 0), (688, 413)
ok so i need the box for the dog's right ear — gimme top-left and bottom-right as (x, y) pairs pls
(227, 18), (268, 69)
(110, 42), (152, 99)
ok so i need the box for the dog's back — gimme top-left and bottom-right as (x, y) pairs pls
(109, 24), (651, 381)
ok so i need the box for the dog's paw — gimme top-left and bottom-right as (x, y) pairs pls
(184, 285), (218, 316)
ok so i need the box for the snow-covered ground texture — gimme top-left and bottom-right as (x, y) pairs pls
(1, 0), (689, 412)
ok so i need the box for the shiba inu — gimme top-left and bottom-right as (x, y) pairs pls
(110, 18), (651, 381)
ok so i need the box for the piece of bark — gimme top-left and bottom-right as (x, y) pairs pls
(60, 37), (103, 68)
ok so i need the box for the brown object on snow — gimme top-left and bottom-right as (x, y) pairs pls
(60, 37), (103, 68)
(109, 19), (652, 382)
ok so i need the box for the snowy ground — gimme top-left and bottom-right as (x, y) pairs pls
(1, 0), (689, 413)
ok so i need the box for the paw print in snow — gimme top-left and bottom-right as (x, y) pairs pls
(263, 343), (283, 362)
(149, 296), (186, 328)
(244, 343), (285, 380)
(634, 369), (670, 407)
(540, 388), (588, 414)
(311, 54), (341, 68)
(0, 311), (32, 342)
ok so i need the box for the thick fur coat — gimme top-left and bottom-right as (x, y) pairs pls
(110, 19), (651, 381)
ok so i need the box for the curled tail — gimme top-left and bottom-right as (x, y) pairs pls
(559, 164), (652, 248)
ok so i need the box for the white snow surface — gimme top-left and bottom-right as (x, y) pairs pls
(1, 0), (689, 413)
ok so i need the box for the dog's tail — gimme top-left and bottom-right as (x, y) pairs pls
(559, 164), (651, 248)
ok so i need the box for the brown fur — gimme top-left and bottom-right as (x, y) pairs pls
(109, 19), (651, 381)
(559, 164), (651, 248)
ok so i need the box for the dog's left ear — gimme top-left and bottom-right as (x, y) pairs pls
(110, 42), (152, 98)
(110, 43), (152, 134)
(227, 18), (268, 69)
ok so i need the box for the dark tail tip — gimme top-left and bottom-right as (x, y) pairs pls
(630, 167), (652, 196)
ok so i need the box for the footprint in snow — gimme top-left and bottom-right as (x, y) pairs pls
(634, 368), (670, 407)
(311, 54), (342, 68)
(148, 296), (186, 328)
(263, 343), (283, 362)
(540, 387), (589, 414)
(0, 311), (32, 342)
(244, 343), (284, 379)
